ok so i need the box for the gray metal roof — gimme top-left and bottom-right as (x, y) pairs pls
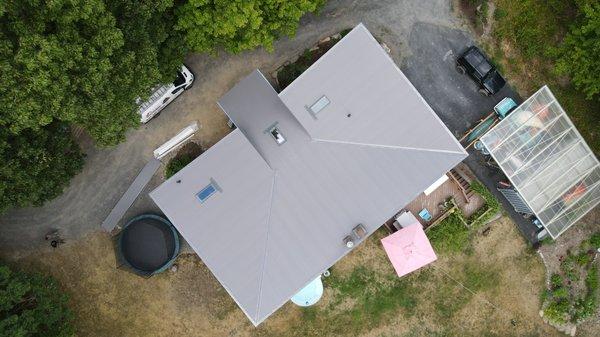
(150, 24), (467, 326)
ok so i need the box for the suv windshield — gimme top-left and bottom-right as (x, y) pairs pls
(173, 71), (186, 87)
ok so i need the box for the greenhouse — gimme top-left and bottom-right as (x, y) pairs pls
(480, 86), (599, 239)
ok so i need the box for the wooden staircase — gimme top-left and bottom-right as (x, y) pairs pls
(448, 168), (474, 203)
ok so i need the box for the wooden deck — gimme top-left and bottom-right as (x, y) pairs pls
(402, 163), (485, 228)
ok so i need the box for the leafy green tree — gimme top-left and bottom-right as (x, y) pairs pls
(556, 2), (600, 100)
(176, 0), (325, 53)
(0, 264), (74, 337)
(0, 0), (127, 145)
(0, 122), (84, 212)
(0, 0), (186, 211)
(105, 0), (187, 86)
(0, 0), (185, 146)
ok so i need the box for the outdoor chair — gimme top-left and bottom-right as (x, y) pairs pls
(418, 208), (433, 222)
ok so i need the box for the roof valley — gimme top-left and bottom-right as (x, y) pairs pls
(254, 170), (278, 322)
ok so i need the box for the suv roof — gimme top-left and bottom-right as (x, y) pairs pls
(463, 47), (492, 78)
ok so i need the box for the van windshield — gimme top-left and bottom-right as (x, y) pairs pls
(173, 71), (186, 87)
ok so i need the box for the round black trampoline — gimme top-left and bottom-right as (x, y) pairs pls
(118, 214), (179, 276)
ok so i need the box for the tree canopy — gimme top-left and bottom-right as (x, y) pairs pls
(0, 0), (185, 211)
(556, 1), (600, 100)
(0, 0), (185, 146)
(176, 0), (325, 53)
(0, 122), (84, 213)
(0, 265), (74, 337)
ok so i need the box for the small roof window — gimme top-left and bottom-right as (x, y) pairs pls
(197, 180), (220, 203)
(309, 95), (330, 115)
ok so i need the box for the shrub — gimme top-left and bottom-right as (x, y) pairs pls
(427, 212), (470, 254)
(573, 296), (595, 322)
(552, 287), (569, 300)
(0, 265), (74, 337)
(555, 2), (600, 99)
(561, 254), (580, 282)
(544, 299), (570, 324)
(575, 263), (597, 322)
(585, 266), (598, 297)
(540, 289), (552, 303)
(576, 252), (592, 266)
(469, 181), (501, 229)
(277, 32), (345, 90)
(590, 232), (600, 249)
(573, 265), (599, 322)
(165, 153), (196, 179)
(494, 7), (507, 20)
(543, 245), (599, 324)
(550, 273), (563, 289)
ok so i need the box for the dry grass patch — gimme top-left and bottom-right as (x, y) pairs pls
(3, 217), (568, 337)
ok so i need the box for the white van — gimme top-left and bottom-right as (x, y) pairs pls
(138, 65), (194, 123)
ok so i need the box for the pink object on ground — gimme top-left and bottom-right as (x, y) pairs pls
(381, 223), (437, 277)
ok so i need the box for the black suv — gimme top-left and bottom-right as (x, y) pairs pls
(456, 46), (506, 96)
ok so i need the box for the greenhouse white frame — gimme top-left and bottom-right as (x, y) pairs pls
(481, 86), (600, 239)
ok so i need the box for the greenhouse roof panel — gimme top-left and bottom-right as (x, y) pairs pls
(481, 86), (600, 238)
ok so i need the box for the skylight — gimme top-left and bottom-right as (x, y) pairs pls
(309, 95), (330, 115)
(197, 182), (217, 203)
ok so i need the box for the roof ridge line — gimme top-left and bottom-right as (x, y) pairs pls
(254, 170), (278, 321)
(313, 138), (466, 155)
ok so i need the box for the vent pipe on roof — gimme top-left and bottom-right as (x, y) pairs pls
(343, 235), (354, 248)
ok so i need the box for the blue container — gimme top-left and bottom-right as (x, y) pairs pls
(494, 97), (518, 119)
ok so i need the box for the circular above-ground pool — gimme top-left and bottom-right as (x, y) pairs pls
(118, 214), (180, 276)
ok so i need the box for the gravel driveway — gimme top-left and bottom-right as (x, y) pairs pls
(0, 0), (528, 256)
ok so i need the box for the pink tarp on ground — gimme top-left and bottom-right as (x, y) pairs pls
(381, 224), (437, 277)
